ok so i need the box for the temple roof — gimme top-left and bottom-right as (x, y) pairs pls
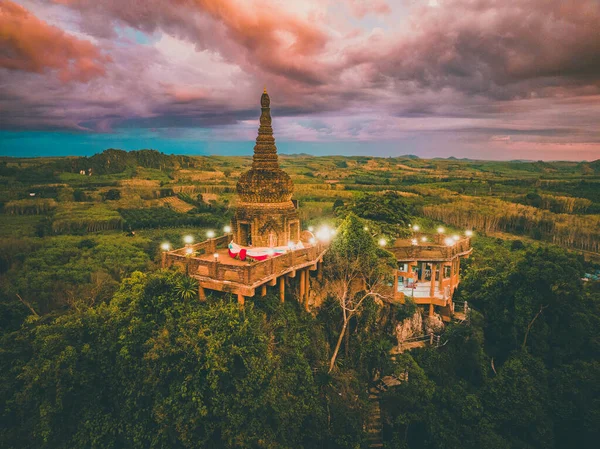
(236, 89), (294, 203)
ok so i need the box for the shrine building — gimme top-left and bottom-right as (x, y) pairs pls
(388, 230), (473, 321)
(163, 89), (326, 307)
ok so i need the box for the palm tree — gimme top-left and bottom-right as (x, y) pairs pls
(174, 276), (198, 301)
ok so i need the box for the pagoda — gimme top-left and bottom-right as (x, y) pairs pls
(232, 88), (300, 247)
(163, 89), (326, 308)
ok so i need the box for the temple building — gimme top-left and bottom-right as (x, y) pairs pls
(232, 88), (300, 247)
(163, 89), (326, 307)
(388, 232), (472, 321)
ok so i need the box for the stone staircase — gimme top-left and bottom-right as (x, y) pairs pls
(366, 386), (384, 448)
(366, 373), (408, 448)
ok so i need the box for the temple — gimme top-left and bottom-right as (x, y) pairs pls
(232, 88), (300, 247)
(164, 89), (472, 317)
(388, 231), (472, 321)
(163, 89), (326, 307)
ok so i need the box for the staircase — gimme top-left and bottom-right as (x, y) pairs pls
(366, 373), (409, 448)
(366, 386), (384, 448)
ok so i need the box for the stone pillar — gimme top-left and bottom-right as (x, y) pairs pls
(299, 269), (305, 302)
(198, 285), (206, 301)
(304, 269), (310, 312)
(279, 276), (285, 303)
(430, 263), (437, 298)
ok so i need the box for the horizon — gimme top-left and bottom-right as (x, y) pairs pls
(1, 1), (600, 161)
(0, 145), (597, 164)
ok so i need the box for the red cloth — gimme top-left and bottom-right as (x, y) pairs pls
(239, 248), (247, 261)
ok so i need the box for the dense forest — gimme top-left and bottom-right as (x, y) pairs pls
(1, 150), (599, 448)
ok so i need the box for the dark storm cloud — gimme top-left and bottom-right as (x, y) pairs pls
(0, 0), (599, 159)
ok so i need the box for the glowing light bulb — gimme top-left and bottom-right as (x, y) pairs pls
(411, 238), (418, 246)
(364, 226), (369, 231)
(161, 242), (171, 251)
(213, 252), (219, 260)
(185, 247), (194, 255)
(316, 226), (331, 242)
(421, 236), (428, 242)
(437, 227), (445, 234)
(223, 225), (232, 233)
(452, 235), (460, 241)
(379, 238), (387, 247)
(183, 235), (194, 244)
(413, 225), (420, 232)
(465, 230), (473, 237)
(206, 230), (216, 239)
(444, 237), (454, 246)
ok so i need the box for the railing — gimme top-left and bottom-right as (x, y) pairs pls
(391, 237), (472, 261)
(396, 333), (441, 351)
(452, 301), (470, 315)
(167, 240), (327, 286)
(169, 234), (231, 257)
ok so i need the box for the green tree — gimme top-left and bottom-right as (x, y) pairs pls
(323, 213), (396, 372)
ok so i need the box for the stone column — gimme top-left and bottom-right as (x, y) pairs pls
(430, 263), (437, 298)
(304, 269), (310, 311)
(279, 276), (285, 303)
(299, 269), (306, 303)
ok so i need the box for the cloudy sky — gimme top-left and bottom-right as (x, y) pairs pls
(1, 0), (599, 160)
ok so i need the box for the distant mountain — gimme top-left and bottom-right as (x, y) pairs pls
(65, 149), (201, 175)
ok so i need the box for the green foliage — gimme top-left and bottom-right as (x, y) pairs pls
(68, 149), (199, 175)
(102, 188), (121, 201)
(1, 235), (151, 314)
(119, 207), (223, 230)
(344, 191), (413, 238)
(0, 271), (374, 449)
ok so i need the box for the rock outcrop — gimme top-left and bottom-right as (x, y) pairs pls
(395, 310), (423, 343)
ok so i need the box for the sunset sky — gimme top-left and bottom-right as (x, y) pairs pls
(1, 0), (599, 160)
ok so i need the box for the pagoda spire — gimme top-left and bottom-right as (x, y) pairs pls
(252, 87), (280, 170)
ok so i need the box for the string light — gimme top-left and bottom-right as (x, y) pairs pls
(183, 235), (194, 244)
(437, 227), (445, 234)
(160, 242), (171, 251)
(379, 238), (387, 247)
(206, 230), (216, 239)
(223, 225), (232, 233)
(465, 230), (473, 237)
